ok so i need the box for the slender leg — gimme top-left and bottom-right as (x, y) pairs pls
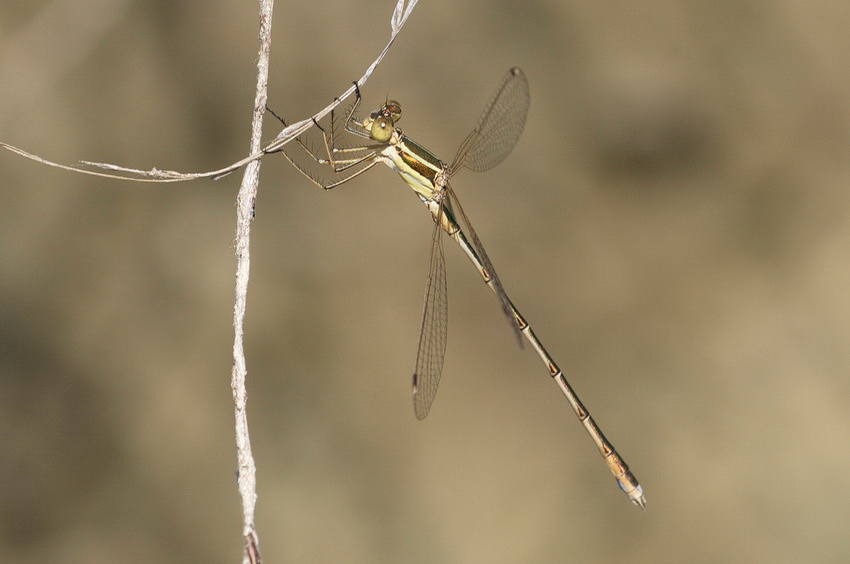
(265, 94), (385, 189)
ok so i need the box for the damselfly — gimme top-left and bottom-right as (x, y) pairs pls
(268, 68), (645, 508)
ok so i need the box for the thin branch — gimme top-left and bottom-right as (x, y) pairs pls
(230, 0), (274, 560)
(0, 0), (419, 184)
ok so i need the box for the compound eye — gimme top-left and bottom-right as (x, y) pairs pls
(371, 117), (393, 142)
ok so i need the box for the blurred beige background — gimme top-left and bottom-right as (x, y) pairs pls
(2, 1), (849, 562)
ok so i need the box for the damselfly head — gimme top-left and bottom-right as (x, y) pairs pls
(369, 101), (402, 142)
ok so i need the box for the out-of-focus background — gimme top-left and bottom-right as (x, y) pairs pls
(2, 1), (849, 562)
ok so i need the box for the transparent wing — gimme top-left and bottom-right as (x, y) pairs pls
(412, 213), (449, 420)
(446, 184), (522, 345)
(450, 67), (530, 174)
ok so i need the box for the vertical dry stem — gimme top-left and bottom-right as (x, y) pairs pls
(231, 2), (274, 563)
